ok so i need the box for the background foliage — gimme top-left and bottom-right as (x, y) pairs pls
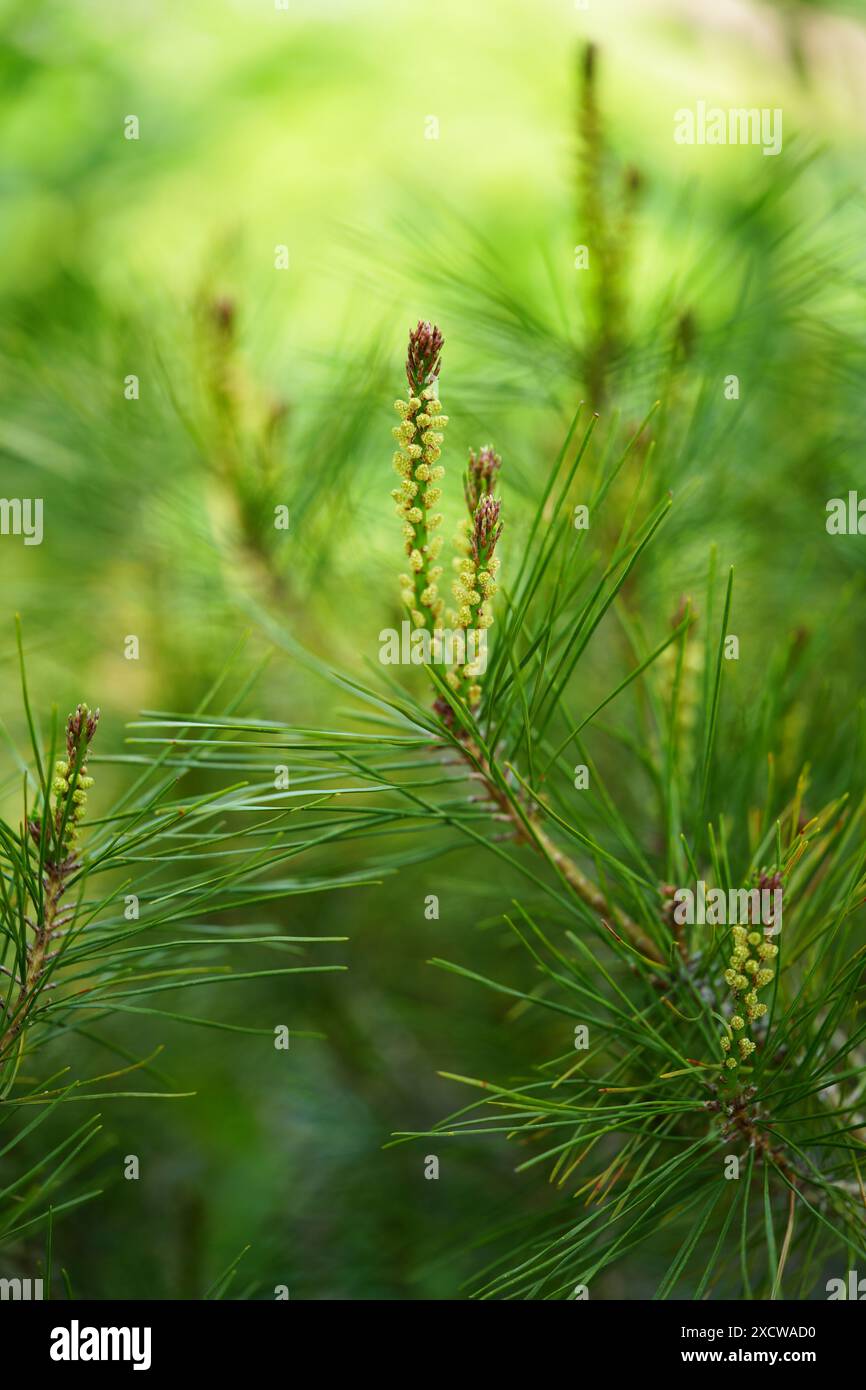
(1, 0), (865, 1298)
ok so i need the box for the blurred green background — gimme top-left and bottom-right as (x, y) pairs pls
(1, 0), (865, 1297)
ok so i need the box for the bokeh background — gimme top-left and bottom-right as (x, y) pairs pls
(1, 0), (865, 1297)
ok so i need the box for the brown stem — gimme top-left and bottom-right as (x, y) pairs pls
(460, 738), (664, 964)
(0, 856), (72, 1062)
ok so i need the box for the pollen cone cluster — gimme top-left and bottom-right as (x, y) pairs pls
(390, 322), (504, 713)
(447, 448), (503, 706)
(50, 703), (100, 854)
(719, 901), (779, 1071)
(392, 321), (449, 633)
